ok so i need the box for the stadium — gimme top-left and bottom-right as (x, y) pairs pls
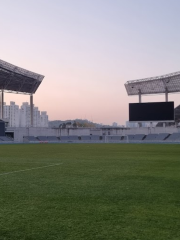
(0, 60), (180, 143)
(1, 59), (180, 240)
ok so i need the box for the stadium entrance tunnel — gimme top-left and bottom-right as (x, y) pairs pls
(5, 131), (14, 139)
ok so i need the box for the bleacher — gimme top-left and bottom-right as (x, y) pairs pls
(23, 136), (39, 142)
(144, 134), (158, 141)
(37, 136), (48, 141)
(126, 134), (146, 141)
(90, 135), (100, 141)
(107, 136), (122, 142)
(126, 135), (134, 140)
(59, 136), (68, 141)
(143, 133), (170, 141)
(121, 136), (125, 140)
(156, 133), (170, 141)
(81, 136), (91, 141)
(21, 132), (180, 143)
(47, 136), (59, 142)
(0, 136), (13, 141)
(165, 133), (180, 141)
(134, 134), (146, 140)
(68, 136), (79, 141)
(60, 136), (79, 142)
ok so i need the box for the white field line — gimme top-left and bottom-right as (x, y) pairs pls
(0, 163), (63, 176)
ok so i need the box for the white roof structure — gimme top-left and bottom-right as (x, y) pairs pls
(125, 71), (180, 95)
(0, 59), (44, 94)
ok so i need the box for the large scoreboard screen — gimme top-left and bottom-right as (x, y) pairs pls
(129, 102), (174, 121)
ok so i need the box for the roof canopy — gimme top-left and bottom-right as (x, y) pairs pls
(125, 71), (180, 95)
(0, 59), (44, 94)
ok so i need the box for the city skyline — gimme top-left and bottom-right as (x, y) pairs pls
(1, 0), (180, 124)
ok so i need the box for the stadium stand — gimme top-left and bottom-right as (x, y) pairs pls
(144, 134), (158, 141)
(0, 136), (13, 141)
(60, 136), (79, 141)
(21, 133), (180, 143)
(37, 136), (48, 141)
(59, 136), (68, 141)
(69, 136), (79, 141)
(111, 136), (122, 140)
(90, 135), (100, 141)
(122, 136), (128, 140)
(127, 135), (134, 140)
(105, 136), (122, 142)
(23, 136), (39, 142)
(133, 134), (146, 140)
(47, 136), (59, 141)
(100, 136), (105, 141)
(81, 136), (91, 141)
(165, 133), (180, 141)
(126, 134), (146, 141)
(156, 133), (170, 141)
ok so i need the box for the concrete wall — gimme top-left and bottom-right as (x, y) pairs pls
(6, 126), (180, 142)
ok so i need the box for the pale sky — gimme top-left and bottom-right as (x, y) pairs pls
(1, 0), (180, 125)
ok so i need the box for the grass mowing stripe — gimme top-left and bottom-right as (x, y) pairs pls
(0, 162), (63, 176)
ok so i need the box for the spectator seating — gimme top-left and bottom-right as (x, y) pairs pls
(90, 135), (100, 141)
(127, 135), (134, 140)
(165, 133), (180, 141)
(100, 136), (105, 141)
(23, 136), (38, 142)
(81, 136), (91, 141)
(144, 134), (158, 141)
(60, 136), (79, 141)
(0, 136), (13, 141)
(37, 136), (48, 141)
(60, 136), (68, 141)
(104, 136), (122, 142)
(21, 133), (180, 143)
(47, 136), (59, 141)
(126, 134), (146, 140)
(156, 133), (169, 141)
(69, 136), (79, 141)
(111, 136), (122, 141)
(133, 134), (146, 140)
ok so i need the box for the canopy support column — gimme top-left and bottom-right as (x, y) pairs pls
(138, 90), (142, 103)
(0, 90), (4, 119)
(30, 94), (33, 127)
(165, 88), (168, 102)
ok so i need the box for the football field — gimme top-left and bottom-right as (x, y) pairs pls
(0, 144), (180, 240)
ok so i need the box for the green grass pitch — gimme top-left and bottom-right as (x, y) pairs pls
(0, 144), (180, 240)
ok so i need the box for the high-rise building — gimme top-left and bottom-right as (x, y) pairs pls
(112, 122), (118, 127)
(3, 103), (10, 120)
(126, 121), (138, 128)
(20, 102), (31, 127)
(4, 102), (20, 127)
(33, 107), (41, 127)
(3, 101), (48, 127)
(41, 111), (48, 127)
